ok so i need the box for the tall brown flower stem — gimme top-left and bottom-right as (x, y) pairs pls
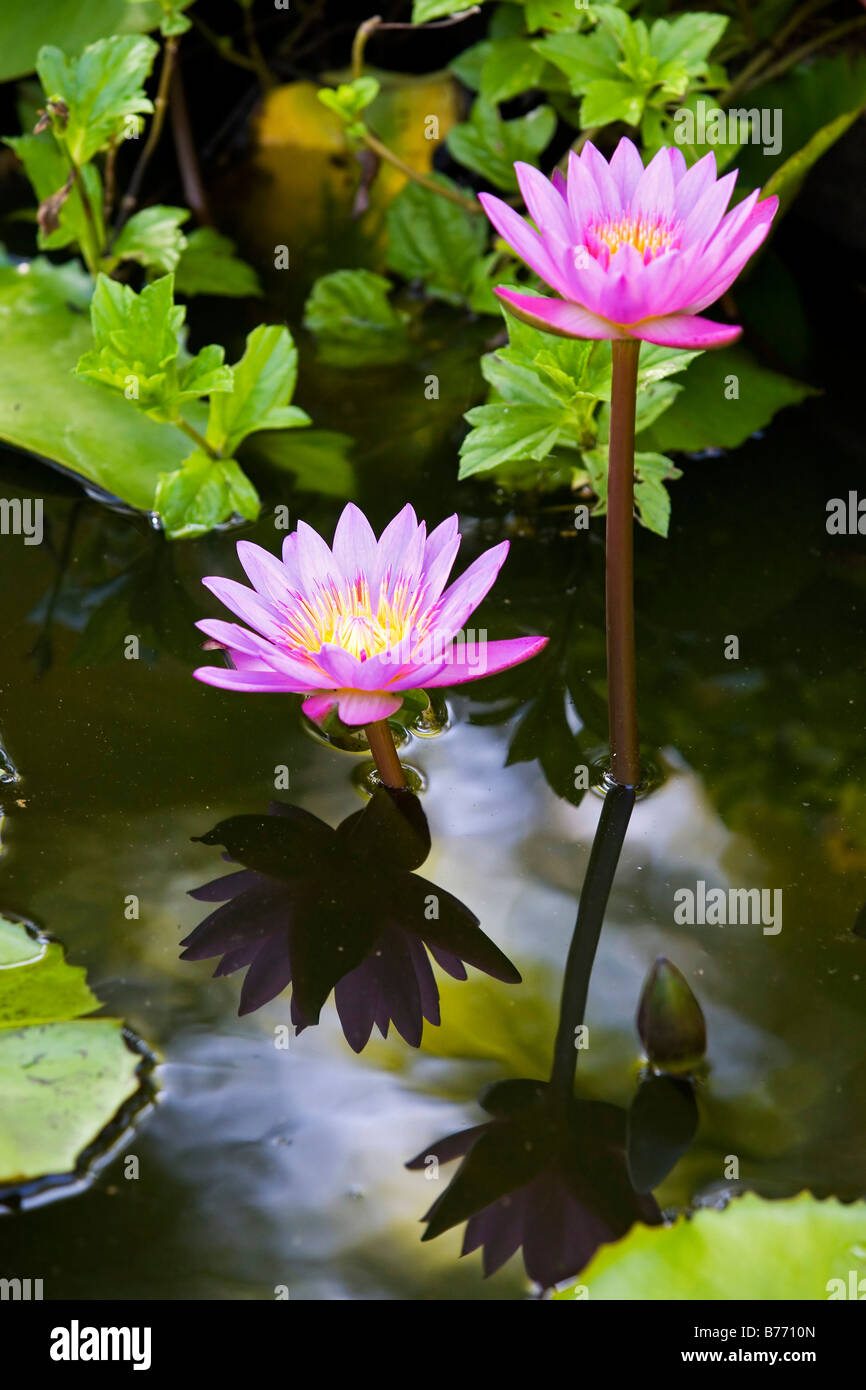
(606, 339), (642, 787)
(364, 720), (406, 790)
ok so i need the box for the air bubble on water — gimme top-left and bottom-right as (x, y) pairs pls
(351, 761), (426, 798)
(408, 695), (450, 738)
(586, 746), (666, 800)
(302, 716), (409, 755)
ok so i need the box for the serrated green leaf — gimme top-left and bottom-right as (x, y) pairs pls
(174, 343), (233, 406)
(206, 324), (308, 456)
(173, 227), (262, 298)
(581, 77), (647, 128)
(459, 402), (567, 477)
(648, 12), (728, 70)
(479, 38), (547, 105)
(302, 269), (410, 366)
(111, 203), (188, 272)
(155, 450), (261, 538)
(36, 35), (158, 164)
(446, 99), (556, 191)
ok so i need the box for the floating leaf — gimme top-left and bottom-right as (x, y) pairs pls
(0, 916), (145, 1187)
(637, 346), (818, 454)
(302, 269), (410, 366)
(553, 1193), (866, 1299)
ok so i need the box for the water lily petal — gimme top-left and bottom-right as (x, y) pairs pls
(631, 313), (741, 349)
(335, 690), (404, 724)
(193, 665), (304, 692)
(419, 635), (549, 687)
(201, 576), (285, 642)
(495, 286), (621, 340)
(332, 501), (378, 580)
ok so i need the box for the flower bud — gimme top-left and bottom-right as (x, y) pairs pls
(637, 956), (706, 1072)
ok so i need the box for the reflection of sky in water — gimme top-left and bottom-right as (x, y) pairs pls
(3, 687), (865, 1296)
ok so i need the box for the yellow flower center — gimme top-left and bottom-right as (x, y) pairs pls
(281, 574), (427, 660)
(586, 213), (680, 261)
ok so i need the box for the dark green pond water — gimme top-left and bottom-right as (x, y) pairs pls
(0, 288), (863, 1299)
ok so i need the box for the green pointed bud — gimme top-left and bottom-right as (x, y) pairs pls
(637, 956), (706, 1072)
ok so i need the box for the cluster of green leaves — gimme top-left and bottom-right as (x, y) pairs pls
(460, 300), (697, 535)
(536, 6), (728, 149)
(74, 273), (310, 537)
(4, 32), (258, 292)
(0, 914), (146, 1188)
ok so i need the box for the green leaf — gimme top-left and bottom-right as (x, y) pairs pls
(0, 257), (254, 530)
(634, 452), (682, 537)
(580, 78), (648, 128)
(155, 450), (261, 540)
(110, 203), (188, 272)
(412, 0), (485, 19)
(5, 130), (104, 251)
(533, 29), (622, 93)
(0, 1), (170, 84)
(386, 176), (486, 306)
(173, 227), (262, 298)
(317, 76), (381, 126)
(459, 402), (568, 477)
(206, 324), (309, 456)
(0, 916), (143, 1185)
(0, 925), (98, 1028)
(174, 343), (234, 407)
(75, 272), (184, 413)
(302, 269), (410, 366)
(647, 12), (728, 71)
(478, 38), (547, 104)
(446, 98), (556, 191)
(638, 345), (819, 454)
(525, 0), (591, 34)
(552, 1193), (866, 1299)
(36, 35), (158, 164)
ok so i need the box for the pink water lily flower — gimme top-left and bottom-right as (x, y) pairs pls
(194, 503), (547, 725)
(478, 138), (778, 350)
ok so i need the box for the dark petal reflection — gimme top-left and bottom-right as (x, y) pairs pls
(408, 1084), (662, 1290)
(181, 787), (520, 1051)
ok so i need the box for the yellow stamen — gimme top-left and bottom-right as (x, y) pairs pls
(280, 572), (427, 659)
(588, 213), (678, 259)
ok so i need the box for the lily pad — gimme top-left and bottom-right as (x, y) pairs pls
(0, 1), (172, 83)
(0, 258), (194, 513)
(552, 1192), (866, 1299)
(0, 915), (147, 1188)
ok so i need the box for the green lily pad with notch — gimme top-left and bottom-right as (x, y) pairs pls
(0, 914), (147, 1187)
(0, 257), (196, 513)
(552, 1192), (866, 1299)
